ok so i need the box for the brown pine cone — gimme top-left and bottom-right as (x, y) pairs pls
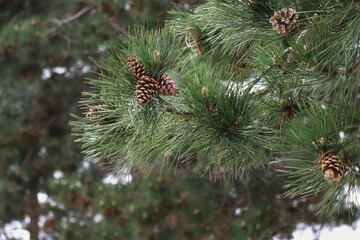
(156, 73), (180, 96)
(269, 8), (299, 36)
(128, 56), (148, 79)
(318, 153), (346, 181)
(136, 75), (158, 105)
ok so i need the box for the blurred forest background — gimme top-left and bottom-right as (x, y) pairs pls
(0, 0), (359, 240)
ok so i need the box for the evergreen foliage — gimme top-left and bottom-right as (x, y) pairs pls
(2, 0), (360, 239)
(46, 166), (356, 240)
(0, 0), (204, 239)
(73, 0), (360, 217)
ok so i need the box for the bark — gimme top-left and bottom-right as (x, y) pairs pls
(26, 190), (41, 240)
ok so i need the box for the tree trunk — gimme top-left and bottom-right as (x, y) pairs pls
(26, 190), (41, 240)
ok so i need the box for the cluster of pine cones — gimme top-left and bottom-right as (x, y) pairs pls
(127, 56), (179, 105)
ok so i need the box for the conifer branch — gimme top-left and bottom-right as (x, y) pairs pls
(321, 0), (333, 11)
(71, 0), (360, 216)
(246, 66), (272, 93)
(310, 60), (338, 77)
(22, 150), (33, 165)
(107, 20), (128, 35)
(165, 107), (195, 116)
(62, 5), (97, 24)
(46, 5), (97, 36)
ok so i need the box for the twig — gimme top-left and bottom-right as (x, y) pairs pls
(63, 5), (97, 24)
(321, 0), (332, 11)
(46, 5), (97, 36)
(165, 107), (196, 116)
(173, 193), (188, 206)
(305, 33), (337, 55)
(62, 34), (75, 50)
(310, 56), (359, 77)
(107, 20), (128, 36)
(259, 174), (271, 186)
(310, 60), (338, 77)
(246, 66), (272, 93)
(348, 59), (360, 74)
(22, 150), (34, 165)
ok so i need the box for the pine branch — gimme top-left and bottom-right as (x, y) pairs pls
(310, 60), (339, 77)
(107, 20), (127, 35)
(46, 5), (97, 36)
(321, 0), (333, 11)
(71, 0), (360, 216)
(246, 66), (273, 93)
(48, 5), (97, 25)
(165, 107), (195, 116)
(63, 5), (97, 24)
(22, 149), (33, 165)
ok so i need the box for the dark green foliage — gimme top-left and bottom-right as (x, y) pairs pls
(166, 63), (272, 175)
(117, 26), (185, 77)
(276, 103), (360, 214)
(3, 0), (360, 239)
(0, 0), (204, 239)
(71, 26), (185, 174)
(73, 0), (360, 218)
(44, 166), (359, 240)
(72, 46), (273, 176)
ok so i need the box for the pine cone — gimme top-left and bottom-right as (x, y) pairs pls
(269, 8), (299, 36)
(318, 153), (345, 181)
(128, 56), (148, 79)
(156, 73), (180, 96)
(136, 75), (158, 105)
(86, 105), (108, 120)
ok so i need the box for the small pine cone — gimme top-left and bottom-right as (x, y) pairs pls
(269, 8), (299, 36)
(318, 153), (346, 181)
(136, 75), (158, 105)
(127, 56), (148, 79)
(156, 73), (180, 96)
(86, 104), (108, 120)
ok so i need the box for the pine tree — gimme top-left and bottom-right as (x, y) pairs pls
(72, 0), (360, 224)
(0, 0), (201, 239)
(2, 0), (360, 239)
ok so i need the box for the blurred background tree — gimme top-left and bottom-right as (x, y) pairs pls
(0, 0), (359, 240)
(0, 0), (199, 239)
